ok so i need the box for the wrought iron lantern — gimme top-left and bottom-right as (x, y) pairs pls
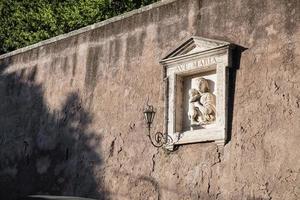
(143, 104), (156, 129)
(143, 102), (172, 148)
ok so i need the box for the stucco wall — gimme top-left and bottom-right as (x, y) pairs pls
(0, 0), (299, 199)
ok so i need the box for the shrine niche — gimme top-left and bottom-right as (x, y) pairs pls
(160, 36), (234, 150)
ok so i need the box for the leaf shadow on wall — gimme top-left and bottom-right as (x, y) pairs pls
(0, 58), (108, 200)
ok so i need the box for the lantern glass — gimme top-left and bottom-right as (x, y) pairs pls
(143, 105), (156, 125)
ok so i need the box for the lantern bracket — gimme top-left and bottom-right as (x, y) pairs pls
(143, 102), (174, 149)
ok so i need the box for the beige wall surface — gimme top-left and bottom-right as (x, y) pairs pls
(0, 0), (299, 199)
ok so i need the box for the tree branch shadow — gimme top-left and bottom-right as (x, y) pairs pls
(0, 58), (108, 200)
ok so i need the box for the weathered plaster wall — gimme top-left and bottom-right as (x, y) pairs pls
(0, 0), (299, 199)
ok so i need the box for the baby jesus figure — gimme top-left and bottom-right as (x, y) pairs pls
(188, 89), (202, 125)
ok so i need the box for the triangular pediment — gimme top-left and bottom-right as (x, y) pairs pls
(161, 36), (230, 60)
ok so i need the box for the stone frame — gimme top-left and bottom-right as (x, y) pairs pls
(160, 36), (234, 150)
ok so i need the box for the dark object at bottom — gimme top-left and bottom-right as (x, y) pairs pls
(19, 195), (96, 200)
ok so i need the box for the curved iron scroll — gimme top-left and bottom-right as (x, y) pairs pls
(147, 131), (173, 148)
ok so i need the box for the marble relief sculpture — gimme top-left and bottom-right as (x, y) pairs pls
(188, 78), (216, 126)
(161, 36), (231, 148)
